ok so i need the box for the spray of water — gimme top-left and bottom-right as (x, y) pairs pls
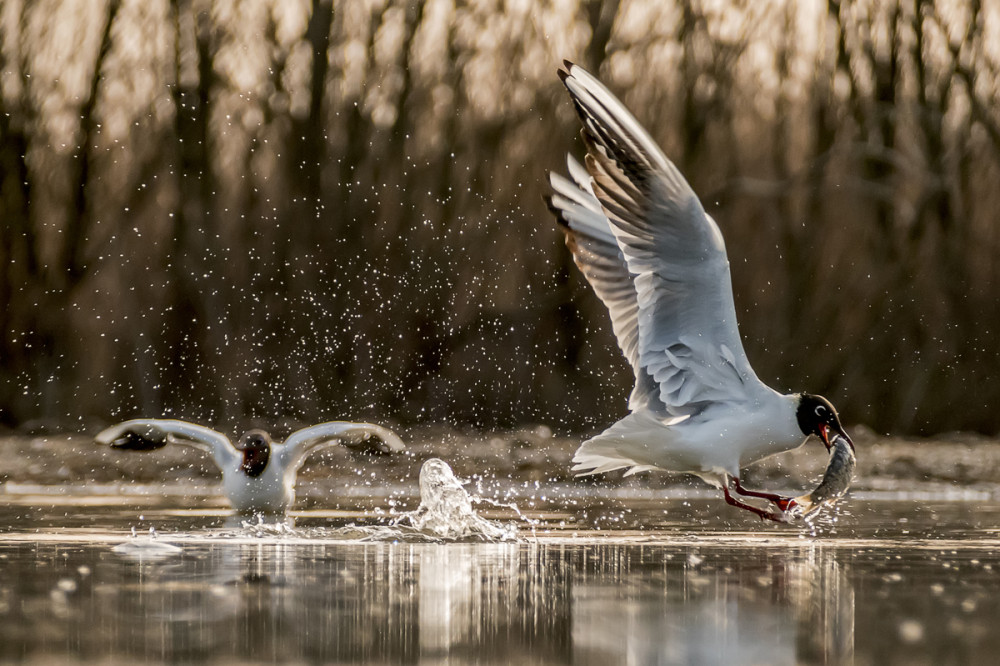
(392, 458), (516, 541)
(188, 459), (520, 542)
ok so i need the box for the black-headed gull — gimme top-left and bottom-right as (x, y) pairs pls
(545, 61), (853, 521)
(96, 419), (405, 514)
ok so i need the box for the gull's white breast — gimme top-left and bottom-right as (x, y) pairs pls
(221, 463), (294, 514)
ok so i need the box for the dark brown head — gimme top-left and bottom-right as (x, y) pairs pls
(235, 430), (271, 477)
(796, 394), (854, 452)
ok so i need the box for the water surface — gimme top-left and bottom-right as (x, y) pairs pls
(2, 489), (998, 665)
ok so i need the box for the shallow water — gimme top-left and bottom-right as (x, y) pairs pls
(2, 486), (999, 665)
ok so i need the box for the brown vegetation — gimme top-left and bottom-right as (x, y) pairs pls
(1, 0), (998, 435)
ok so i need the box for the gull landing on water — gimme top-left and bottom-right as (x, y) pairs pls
(545, 61), (853, 522)
(96, 419), (405, 515)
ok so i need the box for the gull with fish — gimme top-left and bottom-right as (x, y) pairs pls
(96, 419), (405, 515)
(545, 61), (854, 521)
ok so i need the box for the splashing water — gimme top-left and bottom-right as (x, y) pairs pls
(394, 459), (516, 541)
(104, 460), (518, 544)
(237, 514), (298, 537)
(190, 459), (517, 542)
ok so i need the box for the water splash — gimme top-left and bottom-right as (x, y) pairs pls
(193, 460), (517, 542)
(237, 514), (298, 537)
(393, 459), (516, 541)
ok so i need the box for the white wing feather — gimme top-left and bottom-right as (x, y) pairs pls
(95, 418), (238, 471)
(276, 421), (405, 473)
(548, 156), (658, 411)
(555, 62), (766, 417)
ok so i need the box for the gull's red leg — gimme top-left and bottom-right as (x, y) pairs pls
(722, 483), (787, 522)
(732, 477), (795, 511)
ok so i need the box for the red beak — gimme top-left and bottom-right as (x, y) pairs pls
(821, 424), (856, 454)
(818, 424), (831, 450)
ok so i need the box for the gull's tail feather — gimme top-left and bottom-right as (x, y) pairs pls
(571, 447), (642, 476)
(571, 412), (687, 477)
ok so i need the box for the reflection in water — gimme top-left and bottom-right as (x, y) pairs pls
(419, 544), (522, 659)
(3, 496), (1000, 665)
(1, 539), (864, 663)
(569, 545), (853, 665)
(789, 549), (854, 664)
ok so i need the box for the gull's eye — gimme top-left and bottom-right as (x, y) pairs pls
(814, 405), (827, 417)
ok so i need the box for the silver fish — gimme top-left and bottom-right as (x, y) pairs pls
(787, 434), (856, 518)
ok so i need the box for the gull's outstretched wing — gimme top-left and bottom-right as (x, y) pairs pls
(546, 155), (657, 412)
(96, 419), (238, 471)
(275, 421), (406, 473)
(555, 61), (766, 417)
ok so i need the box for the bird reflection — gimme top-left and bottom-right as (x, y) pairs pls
(570, 545), (854, 665)
(788, 550), (855, 663)
(98, 541), (853, 662)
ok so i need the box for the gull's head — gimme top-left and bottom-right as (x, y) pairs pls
(796, 394), (854, 452)
(235, 429), (272, 477)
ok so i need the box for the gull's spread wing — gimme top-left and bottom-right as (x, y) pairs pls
(546, 155), (657, 411)
(551, 61), (765, 416)
(276, 421), (405, 473)
(96, 419), (238, 471)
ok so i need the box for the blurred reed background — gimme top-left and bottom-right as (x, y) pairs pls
(1, 0), (998, 435)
